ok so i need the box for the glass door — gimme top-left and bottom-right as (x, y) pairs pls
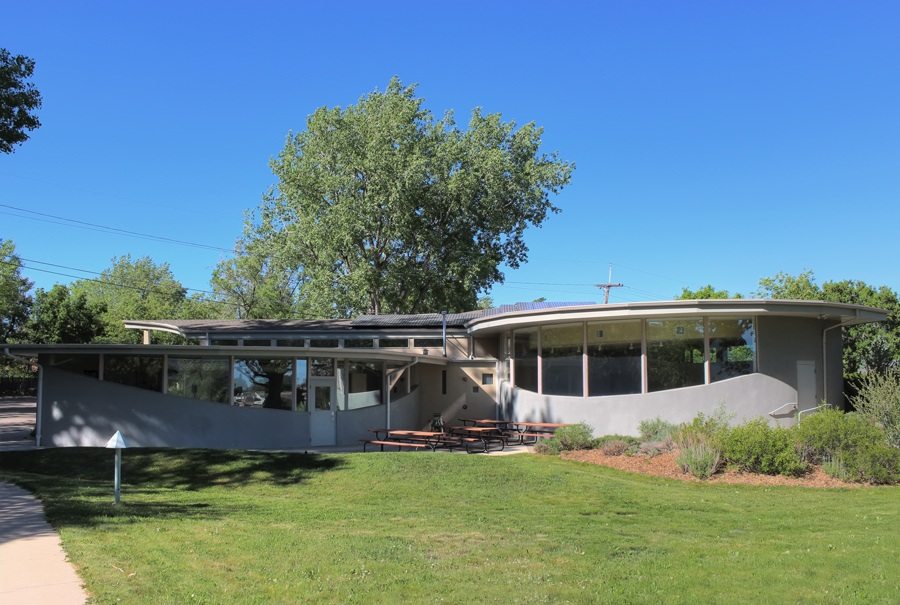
(309, 359), (336, 446)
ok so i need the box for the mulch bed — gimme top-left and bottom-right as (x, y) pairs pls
(561, 449), (863, 488)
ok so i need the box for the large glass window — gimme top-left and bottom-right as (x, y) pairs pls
(311, 358), (334, 377)
(49, 354), (99, 379)
(709, 318), (756, 381)
(587, 320), (642, 396)
(646, 319), (705, 392)
(167, 357), (230, 403)
(104, 355), (164, 392)
(345, 361), (382, 410)
(233, 359), (293, 410)
(541, 323), (583, 396)
(513, 328), (538, 392)
(295, 359), (308, 411)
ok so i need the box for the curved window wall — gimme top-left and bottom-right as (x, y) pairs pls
(541, 323), (583, 396)
(587, 320), (642, 396)
(513, 317), (756, 396)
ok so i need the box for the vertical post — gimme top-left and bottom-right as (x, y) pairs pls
(582, 322), (589, 398)
(114, 448), (122, 505)
(640, 320), (648, 394)
(441, 310), (448, 357)
(35, 364), (43, 448)
(703, 317), (711, 384)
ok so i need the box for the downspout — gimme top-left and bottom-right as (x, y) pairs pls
(822, 313), (859, 406)
(385, 358), (419, 429)
(3, 347), (41, 447)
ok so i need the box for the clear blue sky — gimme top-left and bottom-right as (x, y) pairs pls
(3, 1), (899, 308)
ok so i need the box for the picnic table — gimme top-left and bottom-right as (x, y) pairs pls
(363, 429), (463, 452)
(456, 418), (573, 444)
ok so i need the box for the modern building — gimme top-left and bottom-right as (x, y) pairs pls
(3, 299), (887, 449)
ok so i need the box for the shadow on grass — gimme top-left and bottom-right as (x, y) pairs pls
(0, 448), (346, 534)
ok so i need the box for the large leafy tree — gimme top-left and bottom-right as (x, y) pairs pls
(216, 77), (573, 317)
(25, 284), (106, 343)
(0, 48), (42, 153)
(0, 239), (32, 343)
(71, 256), (217, 343)
(676, 285), (742, 300)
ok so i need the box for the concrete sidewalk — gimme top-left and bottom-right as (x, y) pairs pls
(0, 482), (88, 605)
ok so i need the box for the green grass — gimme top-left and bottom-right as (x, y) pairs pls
(1, 449), (898, 604)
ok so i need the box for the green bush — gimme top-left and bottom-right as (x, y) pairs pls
(600, 440), (630, 456)
(637, 438), (675, 457)
(554, 422), (595, 451)
(850, 369), (900, 449)
(593, 434), (640, 449)
(533, 422), (594, 455)
(840, 442), (900, 484)
(723, 419), (808, 476)
(796, 408), (899, 484)
(638, 417), (678, 442)
(676, 436), (722, 479)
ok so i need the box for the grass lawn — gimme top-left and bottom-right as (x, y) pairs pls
(1, 449), (898, 604)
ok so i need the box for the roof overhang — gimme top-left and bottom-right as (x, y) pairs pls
(2, 344), (449, 365)
(465, 299), (889, 334)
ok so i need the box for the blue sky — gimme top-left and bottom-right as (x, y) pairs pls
(2, 1), (899, 307)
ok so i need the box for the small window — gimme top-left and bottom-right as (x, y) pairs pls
(211, 339), (238, 346)
(310, 338), (339, 348)
(441, 370), (447, 395)
(243, 339), (272, 347)
(379, 338), (409, 348)
(482, 373), (494, 385)
(277, 339), (306, 347)
(344, 338), (374, 348)
(415, 338), (444, 348)
(311, 358), (334, 377)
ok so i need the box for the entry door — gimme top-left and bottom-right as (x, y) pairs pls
(796, 361), (817, 412)
(310, 377), (337, 446)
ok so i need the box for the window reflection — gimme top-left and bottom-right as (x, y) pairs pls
(541, 323), (583, 396)
(233, 359), (293, 410)
(646, 319), (704, 392)
(709, 318), (755, 381)
(587, 321), (641, 396)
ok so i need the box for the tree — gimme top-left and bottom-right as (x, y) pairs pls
(676, 285), (742, 299)
(25, 284), (106, 343)
(220, 77), (573, 318)
(0, 49), (42, 153)
(71, 256), (195, 343)
(0, 239), (32, 343)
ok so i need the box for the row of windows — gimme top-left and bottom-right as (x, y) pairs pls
(49, 355), (386, 412)
(512, 317), (756, 397)
(209, 337), (445, 348)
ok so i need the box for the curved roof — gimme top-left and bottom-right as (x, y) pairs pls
(124, 299), (888, 338)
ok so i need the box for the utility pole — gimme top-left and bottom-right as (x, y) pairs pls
(595, 264), (623, 304)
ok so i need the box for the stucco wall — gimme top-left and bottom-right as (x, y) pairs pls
(416, 364), (498, 427)
(40, 367), (310, 449)
(500, 372), (799, 437)
(335, 388), (420, 444)
(757, 316), (843, 408)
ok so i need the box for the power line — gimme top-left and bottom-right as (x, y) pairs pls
(0, 259), (239, 310)
(0, 203), (235, 253)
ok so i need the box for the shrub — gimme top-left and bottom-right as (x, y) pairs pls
(593, 434), (640, 449)
(723, 419), (808, 476)
(600, 440), (630, 456)
(533, 422), (594, 455)
(637, 438), (675, 457)
(796, 409), (888, 462)
(638, 418), (678, 442)
(533, 439), (560, 455)
(850, 369), (900, 449)
(840, 442), (900, 484)
(796, 408), (899, 484)
(676, 435), (722, 479)
(554, 422), (595, 451)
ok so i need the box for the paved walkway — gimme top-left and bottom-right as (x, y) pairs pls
(0, 482), (88, 604)
(0, 398), (36, 451)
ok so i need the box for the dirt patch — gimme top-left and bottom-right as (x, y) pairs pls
(561, 449), (863, 488)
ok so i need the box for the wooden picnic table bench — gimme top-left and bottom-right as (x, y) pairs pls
(361, 439), (433, 452)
